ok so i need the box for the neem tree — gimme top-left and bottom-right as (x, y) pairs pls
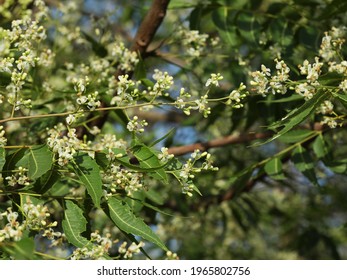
(0, 0), (347, 259)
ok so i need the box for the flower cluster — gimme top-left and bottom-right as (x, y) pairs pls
(175, 73), (225, 118)
(70, 231), (114, 260)
(110, 74), (140, 105)
(0, 208), (24, 242)
(93, 134), (127, 160)
(319, 26), (346, 62)
(108, 41), (139, 72)
(205, 73), (223, 87)
(250, 59), (290, 96)
(127, 116), (148, 133)
(76, 91), (101, 111)
(118, 241), (145, 259)
(22, 199), (61, 240)
(0, 198), (61, 244)
(149, 69), (174, 97)
(227, 83), (248, 108)
(158, 147), (174, 163)
(0, 126), (7, 147)
(175, 26), (217, 58)
(249, 27), (347, 129)
(5, 166), (30, 187)
(179, 150), (218, 197)
(47, 124), (82, 166)
(166, 250), (179, 260)
(0, 1), (51, 113)
(102, 164), (143, 196)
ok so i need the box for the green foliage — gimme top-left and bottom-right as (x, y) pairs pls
(0, 0), (347, 260)
(62, 201), (90, 249)
(72, 153), (103, 208)
(107, 197), (168, 251)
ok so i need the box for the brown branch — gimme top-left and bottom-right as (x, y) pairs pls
(167, 132), (272, 156)
(76, 0), (171, 138)
(131, 0), (170, 55)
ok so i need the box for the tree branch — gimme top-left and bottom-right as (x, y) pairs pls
(167, 132), (272, 156)
(77, 0), (171, 138)
(131, 0), (170, 56)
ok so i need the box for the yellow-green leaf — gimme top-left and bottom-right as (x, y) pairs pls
(107, 197), (168, 251)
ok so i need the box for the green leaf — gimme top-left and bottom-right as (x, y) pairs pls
(260, 90), (327, 145)
(3, 148), (27, 183)
(278, 130), (316, 144)
(81, 31), (107, 57)
(4, 148), (27, 170)
(134, 57), (147, 80)
(235, 11), (261, 45)
(212, 7), (240, 47)
(149, 127), (176, 147)
(132, 144), (168, 183)
(33, 169), (60, 194)
(0, 147), (5, 171)
(325, 160), (347, 173)
(145, 188), (164, 205)
(2, 237), (35, 259)
(292, 145), (319, 186)
(107, 197), (168, 251)
(73, 153), (103, 208)
(94, 151), (109, 169)
(313, 134), (330, 159)
(318, 0), (347, 20)
(62, 201), (90, 248)
(264, 158), (286, 180)
(333, 92), (347, 109)
(28, 144), (53, 180)
(260, 94), (303, 103)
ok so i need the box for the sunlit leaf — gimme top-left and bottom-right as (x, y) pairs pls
(28, 144), (53, 179)
(132, 144), (168, 183)
(62, 201), (90, 248)
(259, 90), (327, 145)
(107, 197), (168, 251)
(264, 157), (285, 180)
(278, 130), (316, 144)
(312, 134), (330, 159)
(73, 153), (103, 208)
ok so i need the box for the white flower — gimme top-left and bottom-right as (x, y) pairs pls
(205, 73), (223, 87)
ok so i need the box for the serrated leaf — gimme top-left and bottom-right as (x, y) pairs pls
(292, 145), (319, 186)
(132, 144), (168, 183)
(264, 158), (286, 180)
(28, 144), (53, 179)
(107, 197), (168, 251)
(73, 153), (103, 208)
(0, 147), (5, 171)
(278, 130), (316, 144)
(62, 201), (90, 248)
(258, 90), (327, 145)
